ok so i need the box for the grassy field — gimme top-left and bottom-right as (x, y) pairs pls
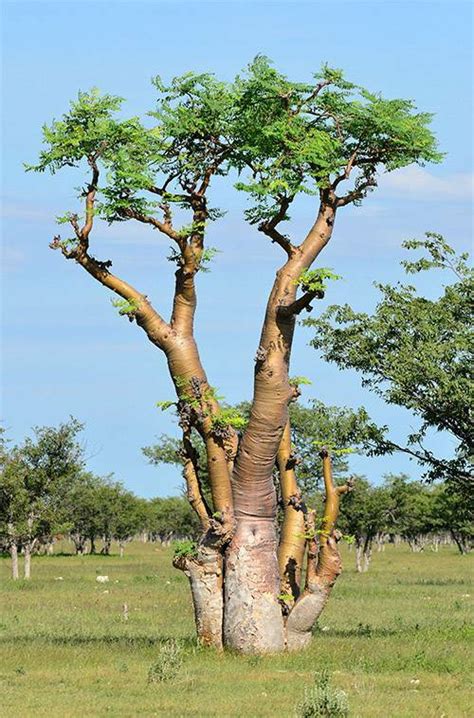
(0, 541), (472, 718)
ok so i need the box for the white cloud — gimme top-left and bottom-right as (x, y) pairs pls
(379, 165), (473, 201)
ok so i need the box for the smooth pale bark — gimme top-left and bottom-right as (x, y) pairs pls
(286, 454), (351, 650)
(224, 518), (285, 653)
(286, 535), (342, 650)
(277, 421), (306, 600)
(11, 542), (19, 580)
(175, 545), (224, 649)
(72, 535), (86, 555)
(7, 523), (19, 580)
(225, 203), (337, 652)
(24, 544), (32, 580)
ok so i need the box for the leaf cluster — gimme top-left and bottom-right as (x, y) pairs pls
(306, 234), (473, 490)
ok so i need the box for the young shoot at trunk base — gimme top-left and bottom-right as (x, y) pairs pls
(29, 57), (441, 653)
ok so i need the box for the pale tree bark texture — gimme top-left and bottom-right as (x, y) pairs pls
(51, 167), (354, 652)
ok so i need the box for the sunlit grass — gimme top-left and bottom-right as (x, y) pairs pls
(0, 542), (472, 717)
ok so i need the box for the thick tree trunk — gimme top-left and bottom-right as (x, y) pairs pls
(286, 534), (342, 651)
(224, 518), (285, 653)
(119, 541), (125, 558)
(175, 545), (224, 649)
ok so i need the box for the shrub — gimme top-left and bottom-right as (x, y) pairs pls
(147, 639), (183, 683)
(295, 670), (349, 718)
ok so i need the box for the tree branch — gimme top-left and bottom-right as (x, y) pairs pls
(336, 177), (376, 207)
(182, 429), (211, 531)
(258, 196), (297, 257)
(50, 237), (172, 347)
(279, 289), (324, 317)
(121, 207), (184, 247)
(276, 420), (306, 601)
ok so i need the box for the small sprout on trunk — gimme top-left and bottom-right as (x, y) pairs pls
(173, 539), (198, 560)
(111, 297), (141, 321)
(294, 267), (342, 294)
(156, 400), (176, 412)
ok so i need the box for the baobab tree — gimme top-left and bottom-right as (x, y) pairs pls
(29, 58), (440, 652)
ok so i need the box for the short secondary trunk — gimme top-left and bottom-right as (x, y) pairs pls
(175, 545), (224, 649)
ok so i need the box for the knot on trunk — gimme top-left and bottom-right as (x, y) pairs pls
(254, 345), (268, 363)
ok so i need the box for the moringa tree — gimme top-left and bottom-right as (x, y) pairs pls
(29, 57), (440, 652)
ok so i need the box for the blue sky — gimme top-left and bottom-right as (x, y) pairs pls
(2, 0), (472, 497)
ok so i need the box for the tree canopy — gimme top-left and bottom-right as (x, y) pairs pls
(307, 234), (473, 493)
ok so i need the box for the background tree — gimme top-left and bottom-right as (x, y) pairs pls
(0, 419), (84, 578)
(383, 474), (437, 552)
(145, 497), (200, 543)
(432, 483), (473, 555)
(307, 234), (473, 495)
(29, 58), (440, 652)
(337, 478), (389, 571)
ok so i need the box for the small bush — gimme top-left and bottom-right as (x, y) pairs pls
(147, 639), (183, 684)
(296, 670), (349, 718)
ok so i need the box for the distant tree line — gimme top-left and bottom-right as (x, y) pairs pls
(1, 407), (471, 580)
(0, 420), (198, 579)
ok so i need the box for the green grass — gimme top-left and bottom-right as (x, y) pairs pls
(0, 542), (472, 717)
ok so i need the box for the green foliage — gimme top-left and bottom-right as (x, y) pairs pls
(155, 401), (175, 412)
(338, 477), (390, 543)
(0, 419), (85, 558)
(311, 442), (353, 457)
(295, 269), (341, 294)
(289, 376), (313, 387)
(296, 670), (349, 717)
(198, 246), (221, 273)
(306, 234), (473, 491)
(289, 400), (377, 494)
(147, 640), (184, 683)
(29, 59), (441, 257)
(110, 297), (140, 316)
(401, 232), (470, 278)
(145, 497), (200, 539)
(231, 56), (441, 226)
(211, 407), (247, 431)
(173, 539), (198, 560)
